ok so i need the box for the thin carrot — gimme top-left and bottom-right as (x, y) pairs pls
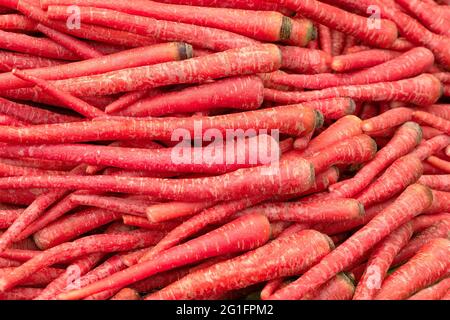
(413, 111), (450, 135)
(11, 69), (105, 119)
(353, 223), (414, 300)
(105, 90), (155, 115)
(411, 135), (450, 161)
(362, 108), (414, 133)
(0, 13), (37, 30)
(331, 50), (401, 73)
(409, 278), (450, 300)
(419, 104), (450, 121)
(122, 215), (181, 232)
(279, 46), (331, 74)
(411, 213), (450, 233)
(146, 201), (215, 223)
(57, 213), (272, 300)
(305, 273), (355, 300)
(427, 156), (450, 173)
(419, 175), (450, 192)
(0, 209), (22, 229)
(421, 126), (444, 140)
(0, 257), (21, 268)
(375, 238), (450, 300)
(0, 51), (63, 72)
(269, 184), (433, 300)
(0, 287), (42, 300)
(0, 267), (63, 287)
(111, 288), (140, 300)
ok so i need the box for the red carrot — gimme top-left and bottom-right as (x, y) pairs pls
(392, 220), (450, 267)
(427, 156), (450, 173)
(280, 97), (355, 120)
(264, 74), (443, 106)
(356, 155), (423, 208)
(375, 238), (450, 300)
(46, 6), (259, 52)
(11, 69), (106, 119)
(0, 51), (63, 72)
(105, 90), (154, 114)
(122, 215), (181, 231)
(270, 0), (398, 48)
(0, 267), (63, 287)
(0, 42), (192, 92)
(396, 0), (450, 37)
(421, 126), (444, 140)
(0, 29), (78, 60)
(35, 23), (103, 60)
(261, 279), (284, 300)
(353, 223), (414, 300)
(0, 257), (21, 268)
(33, 209), (123, 249)
(237, 199), (364, 223)
(279, 46), (331, 74)
(411, 135), (450, 161)
(45, 0), (314, 45)
(0, 230), (164, 292)
(117, 76), (264, 117)
(146, 201), (215, 223)
(409, 278), (450, 300)
(305, 273), (355, 300)
(0, 209), (22, 229)
(57, 213), (272, 300)
(0, 248), (40, 262)
(146, 229), (333, 300)
(331, 50), (401, 73)
(362, 108), (414, 133)
(0, 114), (27, 127)
(111, 288), (140, 300)
(318, 25), (332, 55)
(0, 13), (37, 30)
(330, 122), (422, 198)
(0, 161), (66, 177)
(413, 111), (450, 135)
(0, 102), (322, 145)
(305, 134), (377, 173)
(419, 175), (450, 192)
(269, 47), (435, 90)
(269, 184), (433, 300)
(0, 287), (42, 300)
(411, 213), (450, 233)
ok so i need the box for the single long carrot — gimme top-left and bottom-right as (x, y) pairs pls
(0, 267), (64, 287)
(419, 175), (450, 192)
(0, 257), (21, 268)
(409, 278), (450, 300)
(279, 46), (331, 74)
(362, 108), (414, 133)
(411, 213), (450, 233)
(0, 51), (63, 72)
(146, 229), (334, 300)
(146, 201), (215, 223)
(269, 184), (433, 300)
(353, 223), (414, 300)
(419, 104), (450, 121)
(375, 238), (450, 300)
(0, 13), (37, 30)
(318, 25), (332, 54)
(0, 287), (42, 300)
(0, 209), (23, 229)
(0, 230), (164, 292)
(427, 156), (450, 174)
(57, 213), (272, 300)
(331, 49), (402, 72)
(413, 111), (450, 135)
(411, 135), (450, 161)
(68, 195), (151, 217)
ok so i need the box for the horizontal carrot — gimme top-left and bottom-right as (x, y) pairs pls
(269, 184), (433, 300)
(0, 257), (21, 268)
(0, 42), (191, 92)
(305, 273), (355, 300)
(421, 126), (444, 140)
(0, 51), (63, 72)
(264, 74), (443, 106)
(146, 201), (215, 223)
(0, 114), (27, 127)
(57, 213), (272, 300)
(277, 97), (356, 120)
(331, 50), (402, 72)
(0, 267), (64, 287)
(411, 213), (450, 233)
(0, 248), (40, 262)
(0, 13), (37, 30)
(419, 175), (450, 192)
(111, 288), (140, 300)
(411, 135), (450, 161)
(375, 238), (450, 300)
(122, 215), (180, 232)
(33, 209), (123, 249)
(69, 195), (151, 217)
(0, 230), (164, 292)
(272, 0), (398, 48)
(353, 223), (414, 300)
(409, 278), (450, 300)
(419, 104), (450, 121)
(116, 76), (264, 117)
(427, 156), (450, 173)
(0, 287), (42, 300)
(0, 209), (22, 229)
(318, 25), (331, 55)
(279, 46), (331, 74)
(146, 229), (333, 300)
(413, 111), (450, 135)
(362, 108), (414, 133)
(331, 122), (422, 198)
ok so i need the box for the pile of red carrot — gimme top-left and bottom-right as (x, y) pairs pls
(0, 0), (448, 301)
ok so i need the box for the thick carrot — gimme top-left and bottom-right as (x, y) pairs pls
(33, 209), (123, 249)
(45, 0), (313, 45)
(0, 257), (21, 268)
(46, 6), (259, 52)
(264, 74), (443, 106)
(396, 0), (450, 37)
(0, 248), (40, 262)
(0, 42), (191, 92)
(146, 201), (215, 223)
(0, 209), (22, 229)
(362, 108), (413, 133)
(0, 287), (42, 300)
(146, 229), (333, 300)
(111, 288), (140, 300)
(11, 69), (106, 119)
(331, 122), (422, 198)
(353, 223), (414, 300)
(0, 161), (67, 177)
(57, 213), (272, 300)
(69, 195), (150, 217)
(0, 189), (40, 206)
(269, 48), (435, 90)
(0, 267), (63, 286)
(318, 25), (332, 55)
(427, 156), (450, 174)
(413, 111), (450, 135)
(0, 102), (321, 145)
(237, 199), (364, 223)
(0, 51), (64, 72)
(35, 23), (103, 60)
(0, 230), (164, 292)
(279, 46), (331, 74)
(375, 238), (450, 300)
(305, 134), (377, 173)
(269, 0), (398, 48)
(269, 184), (433, 300)
(0, 13), (37, 30)
(331, 49), (401, 72)
(392, 220), (450, 267)
(419, 175), (450, 192)
(122, 215), (180, 231)
(411, 135), (450, 161)
(419, 104), (450, 121)
(0, 30), (78, 60)
(409, 278), (450, 300)
(0, 114), (27, 127)
(117, 76), (264, 117)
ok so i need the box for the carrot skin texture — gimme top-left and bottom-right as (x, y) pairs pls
(279, 46), (331, 74)
(111, 288), (140, 300)
(146, 230), (333, 300)
(419, 175), (450, 192)
(411, 213), (450, 233)
(331, 50), (401, 72)
(375, 238), (450, 300)
(306, 273), (355, 300)
(117, 76), (264, 117)
(0, 43), (192, 92)
(427, 156), (450, 174)
(353, 223), (414, 300)
(0, 231), (164, 292)
(0, 287), (42, 300)
(361, 108), (413, 133)
(331, 122), (422, 198)
(409, 278), (450, 300)
(0, 267), (64, 286)
(411, 135), (450, 161)
(0, 209), (23, 229)
(413, 111), (450, 135)
(0, 13), (37, 30)
(146, 201), (215, 223)
(270, 184), (433, 300)
(0, 257), (21, 268)
(57, 213), (272, 300)
(0, 51), (63, 72)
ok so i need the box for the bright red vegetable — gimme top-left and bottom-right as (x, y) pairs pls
(331, 50), (401, 73)
(409, 278), (450, 300)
